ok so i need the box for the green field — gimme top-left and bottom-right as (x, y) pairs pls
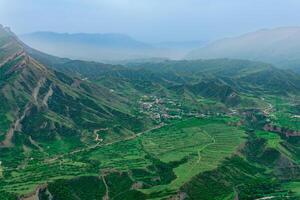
(6, 115), (300, 199)
(0, 117), (246, 199)
(140, 118), (245, 196)
(284, 182), (300, 197)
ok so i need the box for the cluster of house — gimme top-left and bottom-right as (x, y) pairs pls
(139, 95), (182, 122)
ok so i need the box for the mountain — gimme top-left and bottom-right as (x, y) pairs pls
(27, 44), (300, 106)
(20, 32), (207, 62)
(20, 31), (156, 61)
(25, 40), (300, 109)
(186, 27), (300, 72)
(21, 31), (151, 49)
(126, 59), (300, 95)
(2, 25), (300, 200)
(0, 26), (147, 150)
(24, 46), (125, 78)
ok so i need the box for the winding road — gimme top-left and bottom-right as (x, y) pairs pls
(45, 123), (165, 163)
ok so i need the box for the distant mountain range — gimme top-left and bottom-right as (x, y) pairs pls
(20, 32), (205, 62)
(186, 27), (300, 72)
(22, 31), (151, 48)
(21, 27), (300, 73)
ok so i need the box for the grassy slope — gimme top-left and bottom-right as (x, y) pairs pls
(0, 117), (245, 199)
(2, 27), (300, 199)
(140, 118), (245, 198)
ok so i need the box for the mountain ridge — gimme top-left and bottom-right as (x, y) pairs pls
(20, 31), (204, 62)
(21, 31), (152, 48)
(0, 26), (147, 149)
(186, 26), (300, 72)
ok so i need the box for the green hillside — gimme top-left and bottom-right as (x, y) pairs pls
(0, 26), (151, 178)
(1, 26), (300, 199)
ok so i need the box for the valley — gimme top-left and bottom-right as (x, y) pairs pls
(1, 25), (300, 200)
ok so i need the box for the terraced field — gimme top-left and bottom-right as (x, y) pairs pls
(140, 118), (246, 196)
(0, 117), (246, 198)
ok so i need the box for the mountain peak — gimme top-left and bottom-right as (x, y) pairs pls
(0, 26), (26, 67)
(0, 25), (15, 36)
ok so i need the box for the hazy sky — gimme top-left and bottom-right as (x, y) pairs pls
(1, 0), (300, 42)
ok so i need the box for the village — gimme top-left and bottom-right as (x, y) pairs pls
(138, 95), (213, 123)
(138, 95), (182, 123)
